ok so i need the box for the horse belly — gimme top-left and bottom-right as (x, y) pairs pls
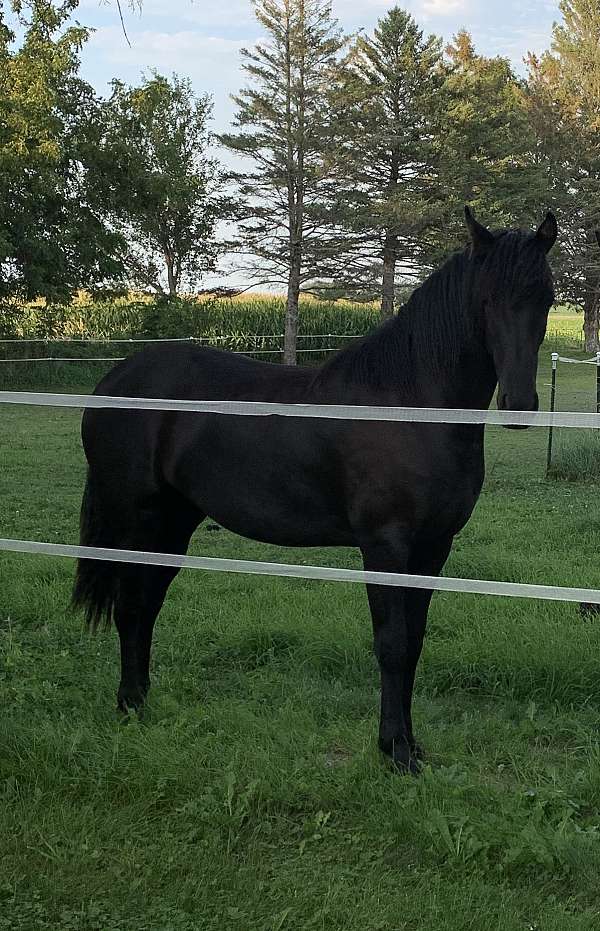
(164, 416), (353, 547)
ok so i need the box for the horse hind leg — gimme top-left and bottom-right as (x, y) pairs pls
(113, 494), (203, 713)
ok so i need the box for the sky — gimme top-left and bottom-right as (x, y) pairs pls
(77, 0), (561, 134)
(70, 0), (561, 288)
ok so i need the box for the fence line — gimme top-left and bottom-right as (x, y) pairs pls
(3, 383), (600, 606)
(1, 538), (599, 605)
(0, 357), (128, 364)
(0, 347), (337, 363)
(556, 355), (599, 365)
(0, 333), (362, 344)
(2, 389), (600, 429)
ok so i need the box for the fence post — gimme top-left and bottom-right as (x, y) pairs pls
(546, 352), (559, 475)
(596, 351), (600, 413)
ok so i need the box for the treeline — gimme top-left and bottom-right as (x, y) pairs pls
(1, 1), (600, 355)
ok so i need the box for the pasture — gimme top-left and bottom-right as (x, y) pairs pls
(2, 343), (600, 929)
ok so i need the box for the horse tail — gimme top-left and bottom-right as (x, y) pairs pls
(71, 471), (119, 631)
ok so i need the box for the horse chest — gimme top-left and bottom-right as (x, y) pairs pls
(341, 426), (484, 537)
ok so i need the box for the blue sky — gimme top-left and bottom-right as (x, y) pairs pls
(77, 0), (561, 133)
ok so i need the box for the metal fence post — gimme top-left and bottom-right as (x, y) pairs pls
(546, 352), (559, 475)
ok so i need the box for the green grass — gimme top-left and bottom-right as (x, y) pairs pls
(546, 306), (585, 348)
(2, 349), (600, 929)
(548, 433), (600, 481)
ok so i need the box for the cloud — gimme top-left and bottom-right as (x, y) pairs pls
(88, 26), (248, 66)
(81, 27), (251, 128)
(420, 0), (468, 14)
(78, 0), (256, 31)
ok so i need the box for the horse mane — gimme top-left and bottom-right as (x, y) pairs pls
(312, 229), (552, 391)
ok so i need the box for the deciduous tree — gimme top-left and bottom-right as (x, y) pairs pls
(0, 0), (123, 303)
(95, 73), (225, 297)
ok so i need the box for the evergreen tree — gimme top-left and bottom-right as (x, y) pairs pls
(527, 1), (600, 349)
(323, 7), (443, 317)
(221, 0), (345, 363)
(440, 30), (549, 244)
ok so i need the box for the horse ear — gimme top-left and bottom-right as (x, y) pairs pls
(464, 206), (494, 254)
(535, 211), (558, 253)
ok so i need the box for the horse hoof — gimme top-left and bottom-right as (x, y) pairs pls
(380, 739), (422, 775)
(117, 685), (148, 715)
(388, 753), (421, 776)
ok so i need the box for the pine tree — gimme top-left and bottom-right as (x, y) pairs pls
(323, 7), (443, 317)
(527, 1), (600, 349)
(220, 0), (345, 363)
(440, 30), (548, 243)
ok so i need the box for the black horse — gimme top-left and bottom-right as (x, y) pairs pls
(73, 208), (557, 772)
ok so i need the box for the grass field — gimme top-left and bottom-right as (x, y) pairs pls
(546, 308), (585, 347)
(2, 343), (600, 929)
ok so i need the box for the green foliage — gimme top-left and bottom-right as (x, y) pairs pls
(0, 294), (378, 341)
(0, 298), (581, 390)
(0, 0), (124, 303)
(0, 293), (379, 387)
(93, 73), (226, 296)
(439, 30), (549, 244)
(323, 7), (444, 313)
(526, 0), (600, 349)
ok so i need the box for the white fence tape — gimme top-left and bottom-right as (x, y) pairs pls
(557, 356), (599, 365)
(0, 357), (128, 363)
(1, 390), (600, 429)
(0, 538), (598, 604)
(3, 388), (600, 606)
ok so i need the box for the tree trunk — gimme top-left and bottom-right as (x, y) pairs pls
(284, 243), (301, 364)
(282, 0), (304, 366)
(380, 143), (400, 319)
(584, 289), (600, 352)
(381, 233), (398, 319)
(165, 253), (177, 298)
(583, 224), (600, 352)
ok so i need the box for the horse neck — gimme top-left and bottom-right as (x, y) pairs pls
(409, 326), (498, 411)
(392, 261), (498, 410)
(314, 256), (499, 410)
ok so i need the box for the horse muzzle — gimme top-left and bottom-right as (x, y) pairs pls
(497, 391), (539, 430)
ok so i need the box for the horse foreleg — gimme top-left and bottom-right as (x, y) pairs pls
(402, 535), (454, 760)
(360, 528), (416, 773)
